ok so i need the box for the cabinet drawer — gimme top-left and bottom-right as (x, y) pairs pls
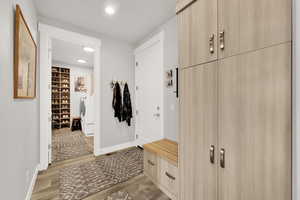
(144, 150), (158, 182)
(158, 158), (179, 197)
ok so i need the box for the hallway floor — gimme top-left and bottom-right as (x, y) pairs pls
(52, 129), (93, 163)
(32, 132), (169, 200)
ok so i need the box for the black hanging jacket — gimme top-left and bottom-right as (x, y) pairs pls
(112, 82), (122, 122)
(122, 83), (133, 126)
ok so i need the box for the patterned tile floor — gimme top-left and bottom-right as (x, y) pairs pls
(52, 129), (93, 163)
(59, 148), (143, 200)
(32, 148), (170, 200)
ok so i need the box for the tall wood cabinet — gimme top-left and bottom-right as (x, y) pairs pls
(177, 0), (292, 199)
(177, 0), (291, 67)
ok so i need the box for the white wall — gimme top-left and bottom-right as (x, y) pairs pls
(0, 0), (39, 199)
(70, 66), (93, 118)
(53, 62), (94, 119)
(293, 0), (299, 199)
(136, 17), (179, 142)
(38, 17), (136, 149)
(101, 38), (135, 148)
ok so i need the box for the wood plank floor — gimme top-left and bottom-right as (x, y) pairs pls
(32, 150), (169, 200)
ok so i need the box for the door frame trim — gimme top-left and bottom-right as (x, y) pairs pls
(134, 31), (165, 145)
(38, 23), (102, 170)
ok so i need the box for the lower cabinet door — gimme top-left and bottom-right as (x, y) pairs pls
(179, 62), (218, 200)
(218, 43), (292, 200)
(158, 158), (179, 197)
(144, 150), (158, 182)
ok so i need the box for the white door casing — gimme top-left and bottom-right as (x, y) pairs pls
(134, 32), (164, 145)
(48, 40), (52, 164)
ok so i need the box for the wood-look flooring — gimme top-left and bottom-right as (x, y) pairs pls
(32, 130), (169, 200)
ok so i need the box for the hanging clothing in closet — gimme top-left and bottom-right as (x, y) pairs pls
(122, 83), (132, 126)
(112, 82), (122, 122)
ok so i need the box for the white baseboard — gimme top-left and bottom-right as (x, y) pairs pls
(25, 164), (40, 200)
(95, 141), (137, 156)
(136, 136), (164, 146)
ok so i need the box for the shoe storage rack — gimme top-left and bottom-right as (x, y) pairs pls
(51, 66), (71, 129)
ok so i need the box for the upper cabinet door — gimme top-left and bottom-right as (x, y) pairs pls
(177, 0), (218, 68)
(218, 0), (292, 58)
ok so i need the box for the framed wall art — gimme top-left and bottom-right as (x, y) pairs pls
(75, 76), (87, 93)
(14, 5), (37, 99)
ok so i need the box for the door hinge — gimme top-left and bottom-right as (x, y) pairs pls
(136, 62), (139, 67)
(136, 86), (139, 90)
(48, 144), (51, 150)
(136, 110), (139, 115)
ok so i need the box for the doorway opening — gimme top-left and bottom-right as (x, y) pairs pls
(50, 39), (95, 163)
(39, 24), (101, 170)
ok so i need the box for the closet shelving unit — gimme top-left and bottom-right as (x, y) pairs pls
(51, 66), (71, 129)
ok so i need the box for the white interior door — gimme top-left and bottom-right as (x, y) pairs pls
(135, 32), (164, 144)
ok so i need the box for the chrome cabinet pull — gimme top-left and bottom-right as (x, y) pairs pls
(219, 31), (225, 50)
(220, 148), (225, 168)
(165, 172), (176, 180)
(209, 34), (215, 54)
(210, 145), (215, 164)
(148, 160), (155, 166)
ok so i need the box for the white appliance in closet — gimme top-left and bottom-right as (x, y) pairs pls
(80, 95), (95, 136)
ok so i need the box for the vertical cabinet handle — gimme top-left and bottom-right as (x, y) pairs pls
(219, 30), (225, 50)
(209, 34), (215, 54)
(220, 148), (225, 168)
(210, 145), (215, 164)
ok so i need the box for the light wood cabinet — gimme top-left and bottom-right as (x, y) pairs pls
(179, 62), (218, 200)
(177, 0), (291, 67)
(144, 140), (179, 200)
(177, 0), (218, 68)
(178, 43), (292, 200)
(218, 0), (292, 58)
(177, 0), (292, 199)
(218, 43), (292, 200)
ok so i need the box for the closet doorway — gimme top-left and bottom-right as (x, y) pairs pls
(39, 24), (101, 170)
(134, 32), (164, 144)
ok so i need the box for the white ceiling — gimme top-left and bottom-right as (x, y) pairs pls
(52, 39), (94, 68)
(34, 0), (176, 44)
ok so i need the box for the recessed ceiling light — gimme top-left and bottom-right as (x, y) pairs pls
(77, 59), (87, 64)
(105, 6), (115, 15)
(83, 47), (95, 53)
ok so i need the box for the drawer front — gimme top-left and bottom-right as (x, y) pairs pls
(159, 158), (179, 197)
(144, 150), (158, 182)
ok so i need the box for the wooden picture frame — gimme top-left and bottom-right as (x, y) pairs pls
(14, 5), (37, 99)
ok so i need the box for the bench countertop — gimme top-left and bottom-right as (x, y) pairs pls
(143, 139), (178, 165)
